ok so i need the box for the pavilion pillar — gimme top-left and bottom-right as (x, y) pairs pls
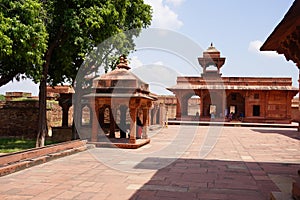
(159, 103), (165, 126)
(61, 103), (71, 127)
(129, 107), (137, 144)
(119, 105), (127, 138)
(200, 91), (204, 118)
(152, 105), (158, 125)
(91, 101), (99, 142)
(58, 95), (72, 127)
(221, 92), (226, 120)
(109, 106), (116, 138)
(142, 108), (149, 139)
(176, 96), (182, 120)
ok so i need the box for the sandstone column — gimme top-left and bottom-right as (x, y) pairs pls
(129, 107), (137, 144)
(142, 108), (149, 139)
(119, 105), (127, 138)
(109, 106), (116, 138)
(91, 100), (99, 142)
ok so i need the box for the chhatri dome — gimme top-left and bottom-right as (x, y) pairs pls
(198, 43), (226, 77)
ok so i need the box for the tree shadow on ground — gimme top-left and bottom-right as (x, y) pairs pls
(251, 128), (300, 140)
(129, 157), (300, 200)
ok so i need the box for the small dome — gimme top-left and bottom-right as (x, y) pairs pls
(205, 43), (220, 53)
(93, 68), (149, 91)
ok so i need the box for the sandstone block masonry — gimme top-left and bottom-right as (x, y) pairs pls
(0, 101), (39, 138)
(0, 100), (70, 139)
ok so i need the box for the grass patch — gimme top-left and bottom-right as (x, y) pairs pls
(11, 97), (38, 101)
(0, 138), (57, 153)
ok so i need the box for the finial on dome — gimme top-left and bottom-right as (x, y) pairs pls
(210, 42), (213, 47)
(116, 55), (130, 70)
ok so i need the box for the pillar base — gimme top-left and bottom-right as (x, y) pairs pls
(142, 127), (148, 139)
(129, 138), (136, 144)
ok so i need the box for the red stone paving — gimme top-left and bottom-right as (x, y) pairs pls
(0, 125), (299, 200)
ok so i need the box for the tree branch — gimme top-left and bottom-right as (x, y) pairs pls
(0, 72), (22, 87)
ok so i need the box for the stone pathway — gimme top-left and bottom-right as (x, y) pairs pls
(0, 125), (299, 199)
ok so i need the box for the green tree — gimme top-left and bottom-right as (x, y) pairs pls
(0, 94), (5, 101)
(0, 0), (152, 147)
(0, 0), (48, 87)
(36, 0), (152, 147)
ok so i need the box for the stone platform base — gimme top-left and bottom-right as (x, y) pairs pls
(89, 138), (150, 149)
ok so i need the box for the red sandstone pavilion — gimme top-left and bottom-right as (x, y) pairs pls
(82, 56), (157, 147)
(168, 43), (298, 124)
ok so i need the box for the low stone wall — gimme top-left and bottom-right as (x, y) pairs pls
(0, 101), (72, 139)
(52, 127), (73, 142)
(0, 101), (39, 138)
(0, 140), (87, 177)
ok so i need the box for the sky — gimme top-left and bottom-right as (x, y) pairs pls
(0, 0), (298, 96)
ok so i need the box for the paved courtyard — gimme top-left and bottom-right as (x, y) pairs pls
(0, 125), (299, 199)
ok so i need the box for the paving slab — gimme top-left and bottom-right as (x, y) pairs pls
(0, 125), (299, 199)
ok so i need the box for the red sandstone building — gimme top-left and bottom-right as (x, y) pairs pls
(168, 44), (298, 123)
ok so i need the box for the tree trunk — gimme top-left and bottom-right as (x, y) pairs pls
(72, 90), (80, 140)
(36, 25), (66, 147)
(36, 67), (48, 147)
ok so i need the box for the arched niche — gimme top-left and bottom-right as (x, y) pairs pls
(188, 95), (200, 116)
(81, 105), (92, 126)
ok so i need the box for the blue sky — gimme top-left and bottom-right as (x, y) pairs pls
(0, 0), (298, 96)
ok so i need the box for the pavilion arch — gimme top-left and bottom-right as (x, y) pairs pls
(181, 92), (197, 117)
(205, 63), (218, 72)
(202, 92), (223, 118)
(98, 104), (112, 134)
(188, 95), (200, 117)
(81, 104), (92, 126)
(226, 92), (245, 119)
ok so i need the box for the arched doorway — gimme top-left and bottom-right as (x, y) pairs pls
(81, 105), (91, 126)
(202, 92), (223, 118)
(188, 95), (200, 120)
(226, 92), (245, 120)
(179, 93), (198, 120)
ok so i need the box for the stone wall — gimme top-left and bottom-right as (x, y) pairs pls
(0, 101), (73, 139)
(0, 101), (39, 138)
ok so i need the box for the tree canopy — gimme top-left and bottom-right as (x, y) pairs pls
(0, 0), (152, 86)
(45, 0), (152, 86)
(0, 0), (48, 87)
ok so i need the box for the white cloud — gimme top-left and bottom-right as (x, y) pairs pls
(153, 61), (164, 65)
(144, 0), (183, 30)
(165, 0), (185, 7)
(248, 40), (280, 58)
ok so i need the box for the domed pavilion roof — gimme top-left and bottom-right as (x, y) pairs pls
(84, 56), (156, 100)
(93, 56), (148, 91)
